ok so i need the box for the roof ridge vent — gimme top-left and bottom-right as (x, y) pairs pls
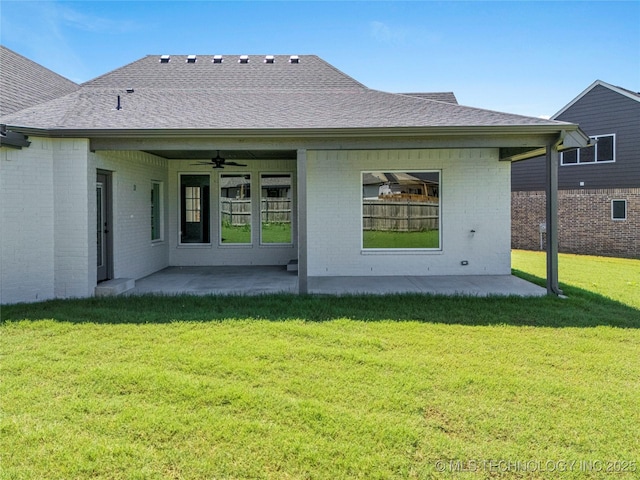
(239, 55), (249, 64)
(160, 55), (170, 63)
(213, 55), (223, 63)
(264, 55), (275, 64)
(289, 55), (299, 64)
(186, 55), (197, 63)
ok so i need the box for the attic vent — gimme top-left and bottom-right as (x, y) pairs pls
(264, 55), (275, 64)
(239, 55), (249, 64)
(160, 55), (170, 63)
(289, 55), (299, 64)
(213, 55), (223, 63)
(186, 55), (197, 63)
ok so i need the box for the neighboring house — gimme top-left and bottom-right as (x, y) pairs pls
(363, 172), (439, 199)
(1, 50), (588, 304)
(512, 80), (640, 258)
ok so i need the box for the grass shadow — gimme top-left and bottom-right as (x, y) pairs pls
(2, 279), (638, 328)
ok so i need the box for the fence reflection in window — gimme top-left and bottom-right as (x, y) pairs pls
(261, 174), (292, 244)
(362, 171), (440, 249)
(220, 174), (251, 244)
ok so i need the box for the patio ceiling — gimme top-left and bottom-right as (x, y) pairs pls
(142, 149), (297, 160)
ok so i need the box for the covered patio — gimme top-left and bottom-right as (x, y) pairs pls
(125, 266), (546, 297)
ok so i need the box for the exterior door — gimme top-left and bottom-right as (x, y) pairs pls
(96, 172), (113, 282)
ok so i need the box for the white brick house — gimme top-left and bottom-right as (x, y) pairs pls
(1, 49), (588, 303)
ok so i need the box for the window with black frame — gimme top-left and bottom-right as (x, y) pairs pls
(180, 174), (210, 243)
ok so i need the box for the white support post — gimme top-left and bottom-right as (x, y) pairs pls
(296, 149), (308, 294)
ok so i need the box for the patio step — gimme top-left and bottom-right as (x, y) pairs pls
(287, 259), (298, 272)
(95, 278), (135, 297)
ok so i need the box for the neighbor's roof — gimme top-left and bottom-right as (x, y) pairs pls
(0, 45), (79, 117)
(553, 79), (640, 119)
(1, 53), (571, 133)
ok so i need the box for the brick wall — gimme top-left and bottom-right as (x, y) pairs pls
(512, 188), (640, 259)
(53, 139), (92, 299)
(307, 148), (511, 276)
(1, 137), (56, 303)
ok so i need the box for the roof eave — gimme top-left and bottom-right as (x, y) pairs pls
(501, 127), (591, 162)
(6, 123), (581, 140)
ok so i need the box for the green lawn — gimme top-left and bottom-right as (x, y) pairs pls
(512, 249), (640, 310)
(363, 229), (440, 249)
(1, 252), (639, 479)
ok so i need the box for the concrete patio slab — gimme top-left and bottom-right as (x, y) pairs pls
(128, 266), (297, 296)
(308, 274), (546, 297)
(127, 266), (546, 297)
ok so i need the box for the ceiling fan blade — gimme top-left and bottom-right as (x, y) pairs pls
(225, 161), (247, 167)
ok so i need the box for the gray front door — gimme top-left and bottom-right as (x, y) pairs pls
(96, 172), (113, 282)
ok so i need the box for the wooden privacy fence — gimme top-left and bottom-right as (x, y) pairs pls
(261, 198), (292, 224)
(221, 197), (292, 226)
(363, 199), (439, 232)
(221, 198), (251, 226)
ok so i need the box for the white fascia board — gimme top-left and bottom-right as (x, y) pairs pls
(13, 124), (580, 139)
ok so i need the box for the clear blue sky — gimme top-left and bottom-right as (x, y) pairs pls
(1, 0), (639, 117)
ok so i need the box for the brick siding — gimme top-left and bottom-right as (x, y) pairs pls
(512, 188), (640, 259)
(307, 148), (512, 276)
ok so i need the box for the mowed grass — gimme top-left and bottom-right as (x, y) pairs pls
(363, 229), (440, 249)
(512, 249), (640, 310)
(1, 253), (639, 479)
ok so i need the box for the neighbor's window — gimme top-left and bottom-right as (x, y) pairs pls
(180, 174), (210, 243)
(362, 171), (440, 249)
(561, 134), (615, 165)
(151, 181), (163, 241)
(261, 174), (293, 244)
(220, 174), (252, 244)
(612, 200), (627, 220)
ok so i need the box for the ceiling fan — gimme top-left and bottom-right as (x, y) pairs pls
(192, 151), (247, 169)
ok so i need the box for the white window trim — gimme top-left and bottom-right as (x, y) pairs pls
(611, 199), (627, 221)
(561, 133), (616, 166)
(151, 180), (164, 243)
(360, 169), (442, 252)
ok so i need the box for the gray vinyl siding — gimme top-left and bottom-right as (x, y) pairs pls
(512, 84), (640, 191)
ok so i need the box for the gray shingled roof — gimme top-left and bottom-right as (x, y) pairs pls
(400, 92), (458, 104)
(0, 46), (79, 117)
(1, 53), (568, 132)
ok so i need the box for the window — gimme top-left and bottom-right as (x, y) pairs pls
(261, 174), (293, 244)
(180, 174), (210, 243)
(151, 181), (163, 241)
(362, 171), (440, 249)
(561, 134), (615, 165)
(612, 200), (627, 220)
(220, 174), (251, 244)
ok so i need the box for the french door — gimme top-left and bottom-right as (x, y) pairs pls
(96, 172), (113, 282)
